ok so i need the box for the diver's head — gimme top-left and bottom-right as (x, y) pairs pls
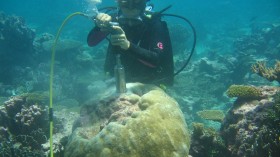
(117, 0), (147, 10)
(116, 0), (148, 26)
(117, 0), (147, 18)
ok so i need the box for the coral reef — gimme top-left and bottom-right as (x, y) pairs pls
(226, 85), (262, 100)
(0, 93), (49, 156)
(32, 33), (103, 103)
(0, 12), (35, 53)
(234, 22), (280, 59)
(252, 60), (280, 83)
(221, 86), (280, 157)
(197, 110), (225, 123)
(75, 51), (94, 68)
(41, 39), (82, 54)
(0, 137), (45, 157)
(33, 33), (54, 60)
(169, 56), (233, 124)
(65, 83), (190, 157)
(42, 109), (79, 157)
(234, 34), (267, 55)
(230, 22), (280, 85)
(261, 23), (280, 51)
(0, 93), (79, 156)
(189, 123), (230, 157)
(0, 12), (35, 84)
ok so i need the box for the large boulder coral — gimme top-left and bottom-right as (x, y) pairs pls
(65, 83), (190, 157)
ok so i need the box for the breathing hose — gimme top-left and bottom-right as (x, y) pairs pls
(150, 11), (197, 84)
(162, 13), (197, 77)
(49, 12), (85, 157)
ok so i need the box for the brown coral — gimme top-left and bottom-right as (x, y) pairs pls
(252, 60), (280, 83)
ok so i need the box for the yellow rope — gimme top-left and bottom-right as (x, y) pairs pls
(49, 12), (85, 157)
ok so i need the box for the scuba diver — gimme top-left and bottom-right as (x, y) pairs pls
(47, 1), (195, 155)
(87, 0), (174, 86)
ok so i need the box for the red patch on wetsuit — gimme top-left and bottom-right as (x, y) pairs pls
(138, 59), (156, 68)
(157, 42), (163, 50)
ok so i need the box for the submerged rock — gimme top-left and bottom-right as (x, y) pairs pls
(0, 94), (49, 156)
(221, 86), (280, 157)
(0, 12), (36, 84)
(65, 83), (190, 157)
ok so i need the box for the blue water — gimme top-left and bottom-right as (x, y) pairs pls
(0, 0), (279, 52)
(0, 0), (279, 114)
(0, 0), (279, 106)
(1, 0), (279, 38)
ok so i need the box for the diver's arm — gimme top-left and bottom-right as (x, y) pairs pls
(87, 13), (114, 47)
(127, 21), (172, 67)
(87, 27), (110, 47)
(110, 26), (160, 65)
(126, 44), (160, 66)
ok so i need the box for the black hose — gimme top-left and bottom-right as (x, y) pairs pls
(162, 13), (197, 77)
(152, 13), (197, 84)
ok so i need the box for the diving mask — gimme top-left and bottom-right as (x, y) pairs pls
(117, 0), (146, 26)
(118, 15), (143, 26)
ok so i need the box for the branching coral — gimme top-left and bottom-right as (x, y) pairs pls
(15, 104), (47, 128)
(252, 60), (280, 83)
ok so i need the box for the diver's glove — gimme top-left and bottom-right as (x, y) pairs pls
(110, 26), (130, 50)
(95, 13), (112, 31)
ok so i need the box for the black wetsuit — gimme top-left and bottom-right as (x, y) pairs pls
(88, 15), (174, 85)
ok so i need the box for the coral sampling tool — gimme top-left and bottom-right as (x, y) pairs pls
(115, 54), (127, 93)
(108, 21), (127, 93)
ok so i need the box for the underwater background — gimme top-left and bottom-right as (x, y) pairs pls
(0, 0), (280, 156)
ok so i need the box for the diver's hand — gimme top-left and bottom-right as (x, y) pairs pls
(95, 13), (112, 31)
(110, 26), (130, 50)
